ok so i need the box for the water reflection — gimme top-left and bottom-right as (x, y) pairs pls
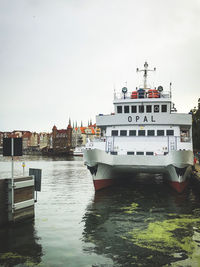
(82, 176), (200, 267)
(1, 156), (200, 266)
(0, 220), (42, 266)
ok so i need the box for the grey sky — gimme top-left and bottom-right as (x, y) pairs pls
(1, 0), (200, 132)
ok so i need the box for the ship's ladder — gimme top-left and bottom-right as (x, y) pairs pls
(107, 141), (112, 152)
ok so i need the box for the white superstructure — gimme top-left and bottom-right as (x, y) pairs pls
(84, 62), (193, 193)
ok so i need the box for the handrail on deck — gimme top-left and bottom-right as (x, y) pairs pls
(114, 91), (171, 100)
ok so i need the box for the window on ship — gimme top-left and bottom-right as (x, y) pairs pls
(161, 104), (167, 112)
(146, 152), (154, 155)
(138, 130), (145, 136)
(136, 152), (144, 155)
(112, 130), (118, 136)
(147, 130), (155, 136)
(111, 151), (118, 155)
(120, 130), (127, 136)
(117, 106), (122, 113)
(129, 130), (136, 136)
(157, 130), (164, 136)
(139, 105), (144, 113)
(166, 130), (174, 136)
(131, 105), (137, 113)
(124, 106), (130, 113)
(127, 151), (135, 155)
(154, 105), (159, 112)
(146, 105), (152, 113)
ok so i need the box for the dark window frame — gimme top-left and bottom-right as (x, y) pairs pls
(129, 130), (136, 136)
(117, 106), (122, 113)
(146, 152), (154, 155)
(124, 106), (130, 113)
(127, 151), (135, 155)
(146, 105), (152, 113)
(154, 105), (159, 113)
(131, 105), (137, 113)
(147, 130), (155, 136)
(139, 105), (144, 113)
(136, 151), (144, 155)
(111, 130), (118, 136)
(138, 130), (145, 136)
(120, 130), (127, 136)
(157, 130), (165, 136)
(166, 129), (174, 136)
(161, 104), (167, 112)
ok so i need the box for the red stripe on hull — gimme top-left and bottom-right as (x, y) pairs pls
(169, 180), (188, 193)
(93, 179), (115, 191)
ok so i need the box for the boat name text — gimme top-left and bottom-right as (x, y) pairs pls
(128, 115), (156, 123)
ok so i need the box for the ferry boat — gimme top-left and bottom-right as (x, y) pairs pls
(83, 62), (193, 193)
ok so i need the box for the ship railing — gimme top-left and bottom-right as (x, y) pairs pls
(114, 91), (171, 100)
(99, 135), (192, 154)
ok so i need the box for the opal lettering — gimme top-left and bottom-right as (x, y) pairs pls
(128, 116), (132, 122)
(127, 116), (156, 123)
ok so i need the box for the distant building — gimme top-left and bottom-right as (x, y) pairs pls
(72, 124), (101, 147)
(52, 121), (72, 154)
(39, 132), (51, 150)
(22, 132), (32, 150)
(0, 132), (4, 147)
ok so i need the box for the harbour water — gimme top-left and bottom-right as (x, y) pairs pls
(0, 155), (200, 267)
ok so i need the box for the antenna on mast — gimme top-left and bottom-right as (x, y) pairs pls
(136, 62), (156, 89)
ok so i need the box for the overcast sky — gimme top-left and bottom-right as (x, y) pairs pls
(1, 0), (200, 132)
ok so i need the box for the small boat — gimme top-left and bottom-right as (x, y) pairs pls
(73, 146), (85, 156)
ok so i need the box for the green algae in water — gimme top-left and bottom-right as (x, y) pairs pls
(0, 252), (42, 266)
(120, 202), (139, 214)
(128, 214), (200, 256)
(0, 252), (23, 260)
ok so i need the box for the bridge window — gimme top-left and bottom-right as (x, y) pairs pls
(117, 106), (122, 113)
(120, 130), (127, 136)
(154, 105), (159, 113)
(147, 130), (155, 136)
(111, 130), (118, 136)
(139, 105), (144, 113)
(157, 130), (164, 136)
(127, 151), (135, 155)
(146, 105), (152, 113)
(146, 152), (154, 155)
(162, 105), (167, 112)
(131, 105), (137, 113)
(136, 152), (144, 155)
(124, 106), (130, 113)
(138, 130), (145, 136)
(129, 130), (136, 136)
(166, 130), (174, 136)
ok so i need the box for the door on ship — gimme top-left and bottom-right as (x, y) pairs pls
(168, 136), (177, 151)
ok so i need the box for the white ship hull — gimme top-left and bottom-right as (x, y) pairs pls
(84, 149), (193, 193)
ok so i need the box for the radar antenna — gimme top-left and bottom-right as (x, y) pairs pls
(136, 62), (156, 89)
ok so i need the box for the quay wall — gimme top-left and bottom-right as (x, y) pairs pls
(0, 179), (8, 226)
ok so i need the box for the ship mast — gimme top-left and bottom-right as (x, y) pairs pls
(136, 62), (156, 89)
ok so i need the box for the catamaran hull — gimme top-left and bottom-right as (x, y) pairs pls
(83, 149), (193, 193)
